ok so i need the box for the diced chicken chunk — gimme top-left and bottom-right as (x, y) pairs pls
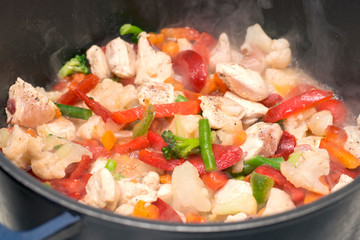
(280, 148), (330, 194)
(115, 203), (134, 216)
(6, 78), (57, 128)
(76, 115), (121, 140)
(105, 37), (136, 78)
(90, 158), (108, 174)
(212, 179), (257, 215)
(83, 168), (119, 211)
(199, 96), (245, 129)
(262, 188), (295, 216)
(224, 212), (248, 223)
(216, 63), (268, 101)
(209, 33), (232, 72)
(141, 171), (160, 191)
(117, 179), (157, 206)
(283, 108), (317, 140)
(331, 174), (353, 192)
(344, 126), (360, 158)
(86, 45), (111, 79)
(135, 32), (173, 84)
(240, 44), (267, 73)
(37, 117), (76, 140)
(138, 82), (175, 106)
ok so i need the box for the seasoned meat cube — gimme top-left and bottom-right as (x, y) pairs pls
(86, 45), (112, 79)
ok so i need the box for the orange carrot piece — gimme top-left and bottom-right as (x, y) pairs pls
(100, 130), (117, 151)
(304, 191), (324, 204)
(185, 213), (206, 223)
(132, 200), (159, 220)
(160, 174), (172, 184)
(25, 128), (37, 138)
(233, 130), (247, 147)
(162, 41), (180, 57)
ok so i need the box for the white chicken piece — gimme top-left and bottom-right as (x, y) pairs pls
(262, 188), (295, 217)
(283, 108), (317, 140)
(76, 115), (121, 140)
(2, 125), (32, 169)
(35, 87), (64, 102)
(177, 38), (193, 52)
(157, 184), (173, 205)
(117, 179), (157, 206)
(280, 148), (330, 195)
(344, 126), (360, 159)
(265, 39), (292, 69)
(141, 171), (160, 191)
(331, 174), (353, 192)
(308, 110), (333, 136)
(240, 43), (267, 73)
(86, 45), (111, 79)
(37, 117), (76, 140)
(216, 63), (269, 101)
(199, 96), (245, 129)
(105, 37), (136, 78)
(115, 203), (134, 216)
(88, 78), (138, 112)
(29, 135), (92, 180)
(209, 33), (232, 72)
(135, 32), (173, 85)
(89, 158), (108, 174)
(230, 50), (243, 64)
(137, 82), (175, 106)
(82, 168), (120, 211)
(224, 91), (268, 125)
(212, 179), (257, 215)
(224, 212), (248, 223)
(6, 78), (57, 128)
(172, 162), (211, 213)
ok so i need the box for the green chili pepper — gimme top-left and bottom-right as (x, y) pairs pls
(199, 119), (216, 172)
(120, 24), (143, 43)
(175, 94), (188, 102)
(132, 104), (155, 138)
(54, 103), (92, 120)
(105, 159), (117, 173)
(251, 171), (274, 206)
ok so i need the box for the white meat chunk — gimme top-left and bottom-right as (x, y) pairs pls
(216, 63), (269, 101)
(105, 37), (136, 78)
(82, 168), (120, 211)
(212, 179), (257, 215)
(141, 171), (160, 191)
(137, 82), (175, 106)
(265, 39), (292, 69)
(6, 78), (57, 128)
(172, 162), (211, 213)
(76, 115), (121, 140)
(86, 45), (111, 79)
(199, 96), (245, 129)
(37, 117), (76, 140)
(115, 203), (134, 216)
(135, 32), (173, 84)
(240, 44), (267, 73)
(117, 179), (157, 206)
(2, 125), (32, 169)
(241, 122), (283, 160)
(89, 158), (108, 174)
(331, 174), (353, 192)
(157, 184), (173, 205)
(209, 33), (232, 72)
(29, 135), (92, 180)
(88, 78), (138, 112)
(283, 108), (317, 140)
(224, 212), (248, 223)
(344, 126), (360, 159)
(262, 188), (295, 216)
(35, 87), (64, 102)
(280, 148), (330, 194)
(224, 91), (268, 125)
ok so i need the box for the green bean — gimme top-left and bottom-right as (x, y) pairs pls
(175, 94), (189, 102)
(120, 24), (143, 43)
(54, 103), (92, 120)
(199, 119), (216, 172)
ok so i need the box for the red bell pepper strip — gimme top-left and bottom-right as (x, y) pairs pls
(138, 150), (185, 171)
(50, 173), (92, 200)
(316, 99), (348, 127)
(200, 171), (229, 191)
(192, 32), (217, 64)
(325, 161), (360, 188)
(74, 139), (110, 160)
(69, 155), (91, 179)
(57, 73), (100, 105)
(260, 93), (283, 108)
(324, 125), (348, 145)
(254, 165), (305, 205)
(262, 89), (333, 123)
(273, 131), (296, 160)
(112, 100), (201, 124)
(112, 136), (150, 154)
(152, 198), (183, 222)
(146, 131), (168, 151)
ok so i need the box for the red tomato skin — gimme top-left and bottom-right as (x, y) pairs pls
(316, 99), (348, 127)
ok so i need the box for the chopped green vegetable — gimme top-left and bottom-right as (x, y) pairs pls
(199, 119), (216, 172)
(43, 181), (52, 188)
(120, 24), (143, 43)
(105, 159), (117, 172)
(58, 54), (90, 78)
(161, 130), (200, 160)
(113, 172), (125, 181)
(53, 144), (63, 150)
(251, 172), (274, 206)
(288, 150), (302, 167)
(175, 95), (188, 102)
(132, 104), (155, 138)
(54, 103), (92, 120)
(245, 156), (284, 171)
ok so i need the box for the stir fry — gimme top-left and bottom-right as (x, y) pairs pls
(1, 23), (360, 223)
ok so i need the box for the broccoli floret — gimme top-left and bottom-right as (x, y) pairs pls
(161, 130), (200, 160)
(58, 54), (90, 78)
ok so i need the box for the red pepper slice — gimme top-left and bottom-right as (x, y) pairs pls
(50, 173), (92, 200)
(325, 161), (360, 188)
(112, 100), (201, 124)
(75, 139), (110, 160)
(152, 198), (183, 222)
(200, 171), (229, 191)
(254, 165), (305, 205)
(192, 32), (217, 64)
(146, 131), (168, 151)
(57, 73), (100, 105)
(69, 155), (91, 179)
(260, 93), (283, 108)
(138, 150), (185, 171)
(262, 89), (333, 123)
(112, 136), (150, 154)
(324, 125), (348, 145)
(273, 131), (296, 160)
(316, 99), (348, 127)
(173, 50), (207, 92)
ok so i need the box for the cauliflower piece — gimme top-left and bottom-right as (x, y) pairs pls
(224, 91), (268, 125)
(141, 171), (160, 191)
(37, 117), (76, 140)
(88, 78), (138, 112)
(344, 126), (360, 159)
(199, 96), (245, 129)
(76, 115), (121, 140)
(115, 203), (134, 216)
(283, 108), (317, 140)
(242, 24), (273, 54)
(173, 114), (203, 138)
(280, 148), (330, 194)
(224, 212), (248, 223)
(212, 179), (257, 215)
(264, 68), (298, 97)
(209, 33), (232, 72)
(331, 174), (353, 192)
(6, 78), (57, 128)
(117, 179), (157, 206)
(105, 37), (136, 78)
(308, 110), (333, 136)
(262, 188), (295, 216)
(265, 39), (292, 69)
(240, 44), (267, 73)
(172, 162), (211, 213)
(135, 32), (173, 84)
(89, 158), (108, 174)
(86, 45), (111, 79)
(2, 125), (32, 169)
(157, 184), (173, 205)
(29, 135), (92, 180)
(216, 63), (269, 101)
(137, 82), (175, 106)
